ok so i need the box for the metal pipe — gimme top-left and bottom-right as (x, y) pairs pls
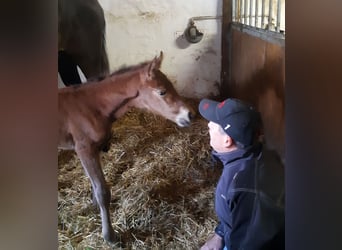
(190, 16), (222, 22)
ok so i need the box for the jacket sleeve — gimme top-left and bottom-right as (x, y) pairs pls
(214, 221), (225, 239)
(228, 191), (257, 249)
(229, 190), (284, 249)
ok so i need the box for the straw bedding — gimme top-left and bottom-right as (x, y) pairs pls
(58, 99), (223, 250)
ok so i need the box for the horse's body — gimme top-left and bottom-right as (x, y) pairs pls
(58, 0), (109, 84)
(58, 52), (194, 243)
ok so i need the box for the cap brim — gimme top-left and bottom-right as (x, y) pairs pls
(198, 99), (220, 122)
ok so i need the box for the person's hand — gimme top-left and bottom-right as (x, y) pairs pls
(200, 233), (224, 250)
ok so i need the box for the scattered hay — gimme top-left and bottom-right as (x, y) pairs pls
(58, 99), (223, 249)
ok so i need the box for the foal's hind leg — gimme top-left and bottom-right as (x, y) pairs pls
(91, 186), (99, 207)
(75, 146), (118, 243)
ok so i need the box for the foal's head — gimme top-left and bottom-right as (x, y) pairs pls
(135, 52), (195, 127)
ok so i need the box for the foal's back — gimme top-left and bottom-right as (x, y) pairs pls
(58, 83), (112, 151)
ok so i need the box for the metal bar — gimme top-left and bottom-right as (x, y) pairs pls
(244, 0), (248, 24)
(231, 22), (285, 46)
(255, 0), (259, 27)
(261, 0), (265, 28)
(240, 0), (243, 23)
(276, 0), (281, 31)
(249, 0), (253, 25)
(232, 0), (236, 21)
(236, 0), (239, 22)
(268, 0), (273, 30)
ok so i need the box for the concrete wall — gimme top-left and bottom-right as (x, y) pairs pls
(222, 25), (285, 160)
(98, 0), (222, 98)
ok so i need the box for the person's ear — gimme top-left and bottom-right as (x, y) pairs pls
(224, 134), (234, 148)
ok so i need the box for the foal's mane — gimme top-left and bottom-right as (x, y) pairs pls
(87, 60), (151, 83)
(109, 61), (150, 77)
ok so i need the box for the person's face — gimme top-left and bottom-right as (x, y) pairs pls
(208, 121), (231, 152)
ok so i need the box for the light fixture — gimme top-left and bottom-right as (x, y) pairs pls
(184, 20), (204, 44)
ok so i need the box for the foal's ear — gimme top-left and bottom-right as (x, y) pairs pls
(155, 51), (163, 69)
(147, 51), (164, 79)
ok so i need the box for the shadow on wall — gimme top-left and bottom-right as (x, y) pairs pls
(227, 58), (285, 162)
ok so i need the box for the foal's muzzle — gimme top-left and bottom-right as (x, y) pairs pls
(176, 109), (195, 127)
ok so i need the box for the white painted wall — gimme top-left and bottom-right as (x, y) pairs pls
(98, 0), (222, 98)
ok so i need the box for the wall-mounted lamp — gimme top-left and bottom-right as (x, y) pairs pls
(183, 16), (222, 44)
(175, 15), (222, 49)
(184, 20), (203, 44)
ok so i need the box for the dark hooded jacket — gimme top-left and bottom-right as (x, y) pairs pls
(212, 143), (285, 250)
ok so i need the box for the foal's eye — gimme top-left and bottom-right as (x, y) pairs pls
(158, 89), (167, 96)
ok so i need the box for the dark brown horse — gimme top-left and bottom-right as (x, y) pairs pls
(58, 52), (195, 243)
(58, 0), (109, 84)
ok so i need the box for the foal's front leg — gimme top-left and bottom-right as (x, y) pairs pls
(75, 146), (118, 243)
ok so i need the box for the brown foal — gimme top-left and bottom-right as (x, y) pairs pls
(58, 52), (195, 243)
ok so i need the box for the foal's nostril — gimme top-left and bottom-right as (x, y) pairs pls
(188, 111), (195, 120)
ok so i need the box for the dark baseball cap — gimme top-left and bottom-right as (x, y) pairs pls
(198, 98), (262, 147)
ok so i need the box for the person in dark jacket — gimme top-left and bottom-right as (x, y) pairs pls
(198, 98), (285, 250)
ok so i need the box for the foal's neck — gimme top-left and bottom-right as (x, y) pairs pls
(95, 73), (141, 120)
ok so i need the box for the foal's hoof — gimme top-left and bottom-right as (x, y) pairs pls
(104, 229), (121, 245)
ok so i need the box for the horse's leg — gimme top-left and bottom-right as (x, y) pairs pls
(75, 146), (117, 243)
(58, 50), (82, 86)
(76, 22), (109, 81)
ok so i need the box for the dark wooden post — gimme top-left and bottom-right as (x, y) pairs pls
(220, 0), (233, 99)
